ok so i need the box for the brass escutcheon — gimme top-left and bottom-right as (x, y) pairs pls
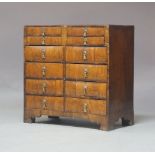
(41, 27), (45, 36)
(83, 27), (88, 32)
(42, 31), (45, 37)
(42, 83), (47, 94)
(83, 27), (88, 37)
(83, 50), (87, 61)
(83, 31), (87, 37)
(41, 48), (46, 60)
(42, 37), (45, 45)
(42, 66), (46, 77)
(84, 68), (88, 79)
(83, 103), (88, 113)
(83, 37), (87, 46)
(83, 85), (87, 96)
(42, 98), (47, 110)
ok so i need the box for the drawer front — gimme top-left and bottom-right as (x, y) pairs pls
(66, 47), (107, 64)
(25, 95), (64, 112)
(25, 79), (63, 96)
(24, 37), (62, 45)
(25, 26), (62, 36)
(66, 37), (105, 46)
(67, 27), (105, 37)
(66, 64), (107, 82)
(25, 63), (63, 79)
(24, 46), (64, 62)
(24, 37), (104, 46)
(65, 97), (106, 115)
(65, 81), (107, 99)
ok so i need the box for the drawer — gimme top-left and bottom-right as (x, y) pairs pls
(25, 79), (63, 96)
(24, 46), (64, 63)
(67, 26), (105, 37)
(25, 26), (62, 36)
(25, 95), (64, 112)
(24, 37), (62, 46)
(66, 47), (107, 64)
(65, 81), (107, 99)
(65, 97), (106, 115)
(25, 63), (63, 79)
(66, 37), (105, 46)
(66, 64), (107, 82)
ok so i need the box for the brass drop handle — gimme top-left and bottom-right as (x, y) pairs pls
(83, 50), (87, 61)
(42, 66), (46, 77)
(42, 98), (47, 110)
(83, 85), (87, 96)
(83, 32), (87, 37)
(84, 68), (88, 79)
(83, 37), (87, 46)
(41, 27), (46, 37)
(41, 27), (46, 45)
(42, 37), (45, 45)
(42, 31), (45, 37)
(41, 48), (46, 60)
(83, 103), (88, 113)
(83, 27), (88, 37)
(42, 83), (47, 94)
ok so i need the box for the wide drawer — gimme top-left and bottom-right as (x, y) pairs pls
(65, 97), (106, 115)
(66, 46), (107, 64)
(25, 26), (62, 36)
(24, 37), (62, 46)
(25, 95), (64, 112)
(66, 64), (107, 82)
(66, 37), (105, 46)
(25, 79), (63, 96)
(25, 63), (63, 79)
(65, 81), (107, 99)
(67, 26), (105, 37)
(24, 46), (64, 62)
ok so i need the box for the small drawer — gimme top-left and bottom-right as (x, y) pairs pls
(67, 26), (105, 37)
(25, 95), (64, 112)
(66, 64), (107, 82)
(24, 46), (64, 63)
(66, 46), (108, 64)
(65, 81), (107, 99)
(65, 97), (106, 115)
(66, 37), (105, 46)
(25, 63), (63, 79)
(24, 26), (62, 36)
(25, 79), (63, 96)
(24, 37), (62, 46)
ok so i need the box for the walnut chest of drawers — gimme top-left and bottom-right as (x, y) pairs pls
(24, 25), (134, 130)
